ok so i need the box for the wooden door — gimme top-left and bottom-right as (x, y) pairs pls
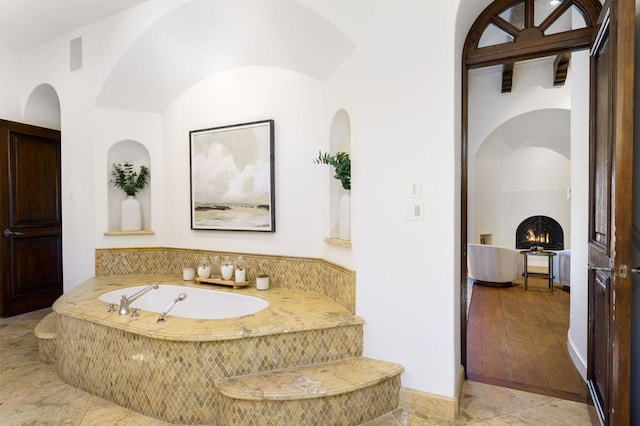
(587, 0), (634, 424)
(0, 120), (63, 317)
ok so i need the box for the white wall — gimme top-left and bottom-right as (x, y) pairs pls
(348, 1), (460, 396)
(0, 46), (20, 121)
(161, 67), (327, 257)
(568, 49), (590, 379)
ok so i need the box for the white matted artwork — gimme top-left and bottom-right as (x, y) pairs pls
(189, 119), (275, 231)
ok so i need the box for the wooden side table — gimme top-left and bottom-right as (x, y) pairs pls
(520, 250), (557, 292)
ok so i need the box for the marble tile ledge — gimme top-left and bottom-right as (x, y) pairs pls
(219, 357), (404, 401)
(52, 274), (364, 342)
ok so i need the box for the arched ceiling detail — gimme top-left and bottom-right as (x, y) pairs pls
(96, 0), (355, 113)
(476, 108), (571, 159)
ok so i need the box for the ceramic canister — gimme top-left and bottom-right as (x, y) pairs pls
(256, 275), (269, 290)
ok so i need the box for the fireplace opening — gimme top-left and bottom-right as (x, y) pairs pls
(515, 215), (564, 250)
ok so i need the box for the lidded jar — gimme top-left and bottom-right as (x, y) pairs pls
(220, 256), (234, 280)
(197, 256), (211, 279)
(210, 255), (221, 278)
(235, 256), (247, 283)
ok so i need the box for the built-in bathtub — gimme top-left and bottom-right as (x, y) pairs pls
(52, 275), (364, 424)
(99, 284), (269, 319)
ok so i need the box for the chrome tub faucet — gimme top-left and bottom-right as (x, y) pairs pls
(119, 284), (159, 315)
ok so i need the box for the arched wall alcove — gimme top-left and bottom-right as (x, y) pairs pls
(23, 83), (61, 130)
(327, 109), (351, 241)
(106, 140), (151, 232)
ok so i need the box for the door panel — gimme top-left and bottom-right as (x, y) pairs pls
(587, 0), (634, 424)
(592, 33), (611, 250)
(11, 236), (63, 295)
(0, 120), (63, 317)
(591, 271), (609, 416)
(11, 133), (61, 226)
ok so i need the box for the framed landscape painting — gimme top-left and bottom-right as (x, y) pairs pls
(190, 119), (275, 231)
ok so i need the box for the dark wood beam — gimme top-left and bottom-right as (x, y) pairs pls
(553, 53), (571, 86)
(502, 62), (515, 93)
(525, 0), (535, 29)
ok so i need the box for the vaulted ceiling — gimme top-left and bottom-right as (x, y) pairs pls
(94, 0), (355, 112)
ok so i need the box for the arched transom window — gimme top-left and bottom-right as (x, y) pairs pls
(465, 0), (601, 69)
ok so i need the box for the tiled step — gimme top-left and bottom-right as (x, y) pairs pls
(217, 357), (404, 426)
(34, 312), (56, 365)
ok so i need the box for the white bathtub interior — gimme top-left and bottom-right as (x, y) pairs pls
(99, 284), (269, 319)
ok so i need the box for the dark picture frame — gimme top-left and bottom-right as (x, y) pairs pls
(189, 119), (275, 231)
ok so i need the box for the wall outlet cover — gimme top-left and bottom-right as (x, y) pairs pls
(405, 200), (424, 221)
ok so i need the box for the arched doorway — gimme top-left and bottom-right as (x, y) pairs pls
(460, 0), (601, 400)
(1, 83), (63, 316)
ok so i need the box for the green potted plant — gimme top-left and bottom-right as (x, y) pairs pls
(314, 150), (351, 240)
(314, 151), (350, 190)
(110, 162), (150, 196)
(110, 162), (150, 231)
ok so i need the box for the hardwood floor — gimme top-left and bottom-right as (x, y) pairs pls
(466, 277), (589, 403)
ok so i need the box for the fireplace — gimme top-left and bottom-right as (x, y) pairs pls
(515, 215), (564, 250)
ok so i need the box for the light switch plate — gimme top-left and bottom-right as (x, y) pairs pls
(409, 180), (422, 199)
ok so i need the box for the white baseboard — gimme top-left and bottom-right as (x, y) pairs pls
(567, 331), (587, 380)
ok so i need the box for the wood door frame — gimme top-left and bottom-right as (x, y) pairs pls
(460, 0), (601, 376)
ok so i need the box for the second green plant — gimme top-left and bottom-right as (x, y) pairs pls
(314, 151), (350, 190)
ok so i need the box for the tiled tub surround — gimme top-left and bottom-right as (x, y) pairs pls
(52, 275), (387, 424)
(95, 248), (356, 313)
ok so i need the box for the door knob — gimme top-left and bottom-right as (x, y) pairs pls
(3, 228), (24, 237)
(632, 267), (640, 274)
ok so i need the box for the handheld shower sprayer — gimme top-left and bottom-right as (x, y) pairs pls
(156, 293), (188, 323)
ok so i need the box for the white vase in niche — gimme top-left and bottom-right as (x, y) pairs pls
(339, 191), (351, 240)
(121, 195), (142, 231)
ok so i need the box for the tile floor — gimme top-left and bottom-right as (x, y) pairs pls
(1, 308), (598, 425)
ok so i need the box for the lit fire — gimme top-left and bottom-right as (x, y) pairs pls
(525, 229), (550, 244)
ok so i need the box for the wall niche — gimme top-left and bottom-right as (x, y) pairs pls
(325, 109), (351, 246)
(105, 140), (153, 234)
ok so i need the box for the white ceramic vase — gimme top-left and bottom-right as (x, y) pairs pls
(339, 191), (351, 240)
(121, 195), (142, 231)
